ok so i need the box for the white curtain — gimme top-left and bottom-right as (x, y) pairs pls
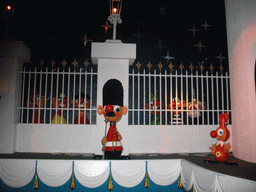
(1, 158), (256, 192)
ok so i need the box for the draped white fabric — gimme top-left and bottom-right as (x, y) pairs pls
(181, 160), (256, 192)
(37, 160), (72, 187)
(148, 160), (181, 186)
(74, 161), (109, 188)
(0, 159), (36, 188)
(111, 160), (146, 188)
(0, 158), (256, 192)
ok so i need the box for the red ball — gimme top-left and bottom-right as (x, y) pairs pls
(210, 130), (217, 138)
(106, 104), (114, 113)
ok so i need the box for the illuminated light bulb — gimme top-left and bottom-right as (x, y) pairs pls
(7, 5), (11, 11)
(113, 8), (117, 13)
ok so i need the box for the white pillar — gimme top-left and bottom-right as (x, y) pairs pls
(225, 0), (256, 163)
(91, 39), (136, 155)
(0, 40), (31, 153)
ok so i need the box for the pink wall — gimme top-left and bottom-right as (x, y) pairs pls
(225, 0), (256, 163)
(229, 24), (256, 163)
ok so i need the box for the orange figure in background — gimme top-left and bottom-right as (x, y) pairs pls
(72, 93), (91, 124)
(209, 113), (231, 162)
(188, 98), (206, 118)
(167, 98), (186, 115)
(27, 89), (45, 123)
(51, 93), (68, 124)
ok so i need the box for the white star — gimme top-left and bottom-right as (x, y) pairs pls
(188, 25), (199, 37)
(132, 29), (145, 43)
(201, 21), (211, 31)
(215, 52), (226, 63)
(154, 40), (167, 55)
(194, 40), (206, 53)
(162, 50), (175, 63)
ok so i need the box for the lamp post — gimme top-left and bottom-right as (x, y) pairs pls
(108, 0), (122, 40)
(1, 3), (15, 39)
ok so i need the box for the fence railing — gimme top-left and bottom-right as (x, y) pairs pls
(128, 62), (231, 125)
(19, 59), (98, 125)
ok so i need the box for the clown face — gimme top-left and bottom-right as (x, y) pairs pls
(98, 104), (127, 122)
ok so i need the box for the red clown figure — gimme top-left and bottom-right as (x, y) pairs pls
(27, 89), (45, 123)
(72, 93), (90, 124)
(98, 79), (127, 159)
(209, 113), (231, 162)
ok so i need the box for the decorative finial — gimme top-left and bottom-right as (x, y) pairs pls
(200, 63), (205, 74)
(158, 61), (163, 72)
(39, 60), (44, 69)
(179, 63), (184, 74)
(168, 62), (174, 72)
(210, 63), (214, 74)
(136, 61), (142, 72)
(72, 58), (78, 68)
(189, 63), (194, 73)
(219, 64), (224, 74)
(83, 60), (90, 71)
(147, 62), (153, 72)
(61, 59), (67, 68)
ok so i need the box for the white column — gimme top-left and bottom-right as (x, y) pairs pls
(91, 39), (136, 155)
(0, 40), (31, 153)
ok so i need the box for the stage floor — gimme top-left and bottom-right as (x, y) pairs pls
(0, 152), (255, 182)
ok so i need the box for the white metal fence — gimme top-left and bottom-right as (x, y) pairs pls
(19, 59), (98, 124)
(128, 62), (231, 125)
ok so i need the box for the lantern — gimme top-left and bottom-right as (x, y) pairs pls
(108, 0), (122, 40)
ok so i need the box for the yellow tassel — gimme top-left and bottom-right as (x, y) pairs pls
(33, 173), (39, 190)
(177, 178), (182, 189)
(107, 175), (113, 191)
(144, 172), (150, 188)
(193, 185), (196, 192)
(70, 173), (76, 190)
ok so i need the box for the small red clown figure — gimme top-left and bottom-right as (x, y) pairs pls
(188, 98), (206, 118)
(97, 79), (127, 159)
(26, 89), (45, 123)
(72, 93), (90, 124)
(209, 113), (231, 162)
(167, 98), (186, 115)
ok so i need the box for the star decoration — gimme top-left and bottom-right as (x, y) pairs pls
(61, 59), (67, 67)
(158, 62), (163, 72)
(168, 62), (174, 72)
(136, 61), (142, 72)
(201, 21), (211, 31)
(147, 62), (153, 72)
(216, 52), (226, 64)
(189, 63), (194, 73)
(188, 25), (199, 37)
(154, 40), (167, 55)
(162, 50), (175, 64)
(194, 40), (206, 53)
(179, 63), (184, 74)
(132, 29), (145, 43)
(210, 63), (214, 74)
(72, 58), (78, 68)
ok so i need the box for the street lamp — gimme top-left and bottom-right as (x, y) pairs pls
(1, 3), (15, 39)
(108, 0), (122, 40)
